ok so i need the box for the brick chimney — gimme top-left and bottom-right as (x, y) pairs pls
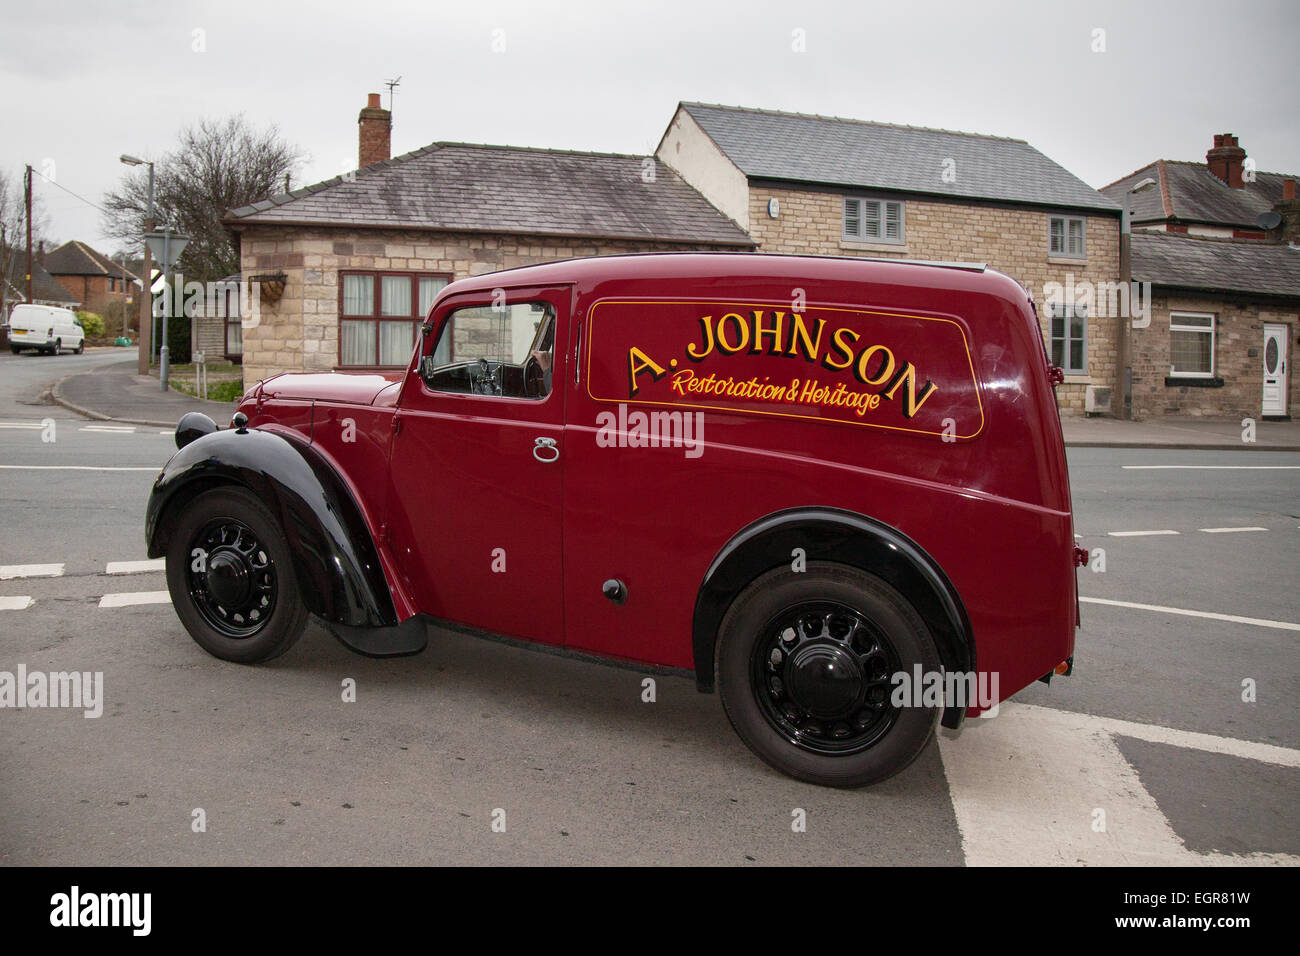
(1275, 179), (1300, 242)
(1206, 133), (1247, 188)
(358, 93), (391, 169)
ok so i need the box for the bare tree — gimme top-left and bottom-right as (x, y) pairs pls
(102, 116), (304, 283)
(0, 168), (50, 319)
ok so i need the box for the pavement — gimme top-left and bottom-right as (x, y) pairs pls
(51, 353), (238, 428)
(46, 353), (1300, 449)
(1062, 414), (1300, 451)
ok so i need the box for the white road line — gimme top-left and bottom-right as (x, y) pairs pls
(0, 465), (158, 472)
(0, 563), (64, 580)
(105, 559), (166, 574)
(0, 596), (34, 610)
(0, 422), (44, 429)
(1080, 596), (1300, 632)
(1123, 465), (1300, 470)
(1107, 529), (1180, 537)
(1199, 526), (1268, 533)
(80, 425), (136, 433)
(940, 702), (1299, 866)
(98, 591), (171, 608)
(1090, 711), (1300, 769)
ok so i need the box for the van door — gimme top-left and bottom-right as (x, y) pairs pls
(386, 285), (569, 646)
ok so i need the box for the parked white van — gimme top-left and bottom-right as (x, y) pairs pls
(7, 304), (85, 355)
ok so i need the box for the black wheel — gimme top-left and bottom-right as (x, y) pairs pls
(165, 485), (308, 663)
(74, 339), (84, 354)
(9, 346), (18, 355)
(717, 562), (941, 787)
(50, 339), (61, 356)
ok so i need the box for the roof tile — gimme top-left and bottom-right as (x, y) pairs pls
(679, 102), (1119, 212)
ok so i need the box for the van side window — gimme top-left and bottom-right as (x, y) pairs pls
(424, 302), (555, 400)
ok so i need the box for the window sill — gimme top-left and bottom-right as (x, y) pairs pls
(1047, 256), (1088, 266)
(840, 240), (908, 254)
(1164, 376), (1224, 388)
(1062, 374), (1092, 384)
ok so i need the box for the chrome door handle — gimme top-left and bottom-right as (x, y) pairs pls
(533, 436), (559, 463)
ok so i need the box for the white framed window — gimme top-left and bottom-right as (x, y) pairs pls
(1049, 216), (1086, 258)
(1169, 312), (1215, 377)
(339, 271), (450, 368)
(1048, 301), (1088, 374)
(844, 196), (905, 244)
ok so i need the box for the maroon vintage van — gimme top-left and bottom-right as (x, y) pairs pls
(147, 253), (1082, 787)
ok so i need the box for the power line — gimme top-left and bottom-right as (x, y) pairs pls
(30, 167), (112, 216)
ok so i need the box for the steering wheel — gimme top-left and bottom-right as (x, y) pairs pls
(522, 353), (543, 397)
(473, 357), (502, 396)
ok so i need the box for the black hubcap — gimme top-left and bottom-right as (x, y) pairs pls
(186, 518), (277, 638)
(751, 601), (901, 755)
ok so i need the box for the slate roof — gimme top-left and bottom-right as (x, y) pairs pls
(1102, 160), (1298, 229)
(2, 254), (81, 307)
(674, 102), (1119, 213)
(226, 143), (754, 246)
(1130, 231), (1300, 299)
(43, 240), (139, 280)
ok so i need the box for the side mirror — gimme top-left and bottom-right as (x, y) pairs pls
(418, 354), (437, 382)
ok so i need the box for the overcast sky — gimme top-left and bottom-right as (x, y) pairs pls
(4, 0), (1297, 251)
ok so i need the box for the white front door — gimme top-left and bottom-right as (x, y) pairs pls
(1262, 324), (1288, 417)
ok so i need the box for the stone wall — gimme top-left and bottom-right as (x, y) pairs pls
(1131, 293), (1299, 420)
(744, 186), (1122, 413)
(237, 228), (747, 386)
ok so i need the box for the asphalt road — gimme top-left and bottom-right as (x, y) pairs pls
(0, 349), (1296, 865)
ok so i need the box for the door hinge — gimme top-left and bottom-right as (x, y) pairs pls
(391, 416), (401, 436)
(573, 318), (583, 386)
(1073, 547), (1089, 567)
(1048, 365), (1066, 386)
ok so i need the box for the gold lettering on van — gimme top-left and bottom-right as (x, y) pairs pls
(627, 347), (666, 396)
(622, 306), (945, 422)
(882, 363), (939, 418)
(785, 313), (824, 363)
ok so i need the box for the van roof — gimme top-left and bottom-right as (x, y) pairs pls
(442, 252), (1015, 301)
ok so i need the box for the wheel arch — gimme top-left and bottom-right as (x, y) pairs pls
(692, 507), (975, 729)
(146, 426), (396, 628)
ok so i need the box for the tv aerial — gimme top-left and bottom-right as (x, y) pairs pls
(384, 76), (402, 113)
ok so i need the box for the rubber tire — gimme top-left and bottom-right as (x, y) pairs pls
(165, 485), (309, 664)
(717, 562), (942, 788)
(74, 339), (84, 354)
(49, 339), (60, 356)
(9, 346), (18, 355)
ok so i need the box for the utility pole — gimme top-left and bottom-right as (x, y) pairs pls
(24, 165), (32, 303)
(120, 253), (131, 338)
(121, 155), (155, 375)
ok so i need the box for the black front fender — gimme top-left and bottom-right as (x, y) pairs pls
(146, 426), (396, 628)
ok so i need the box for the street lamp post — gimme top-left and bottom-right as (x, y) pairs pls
(119, 154), (154, 376)
(1117, 176), (1157, 420)
(145, 227), (190, 392)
